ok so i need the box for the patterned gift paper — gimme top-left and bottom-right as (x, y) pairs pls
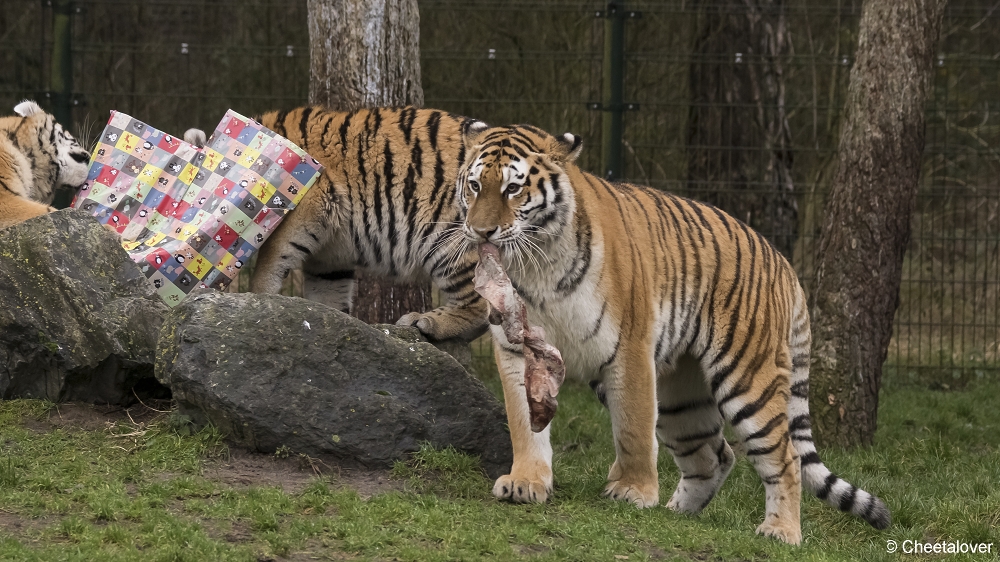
(73, 110), (323, 306)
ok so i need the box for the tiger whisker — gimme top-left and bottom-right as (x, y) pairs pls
(518, 236), (546, 272)
(520, 233), (553, 265)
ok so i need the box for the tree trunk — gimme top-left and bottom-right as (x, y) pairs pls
(306, 0), (431, 324)
(808, 0), (946, 448)
(686, 0), (796, 258)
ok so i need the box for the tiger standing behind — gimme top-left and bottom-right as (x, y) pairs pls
(453, 124), (890, 544)
(210, 106), (491, 341)
(0, 101), (91, 231)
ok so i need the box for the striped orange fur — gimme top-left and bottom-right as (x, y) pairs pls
(246, 106), (490, 341)
(453, 124), (890, 545)
(0, 101), (89, 231)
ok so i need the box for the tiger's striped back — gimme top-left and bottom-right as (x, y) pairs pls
(453, 124), (889, 544)
(247, 106), (490, 341)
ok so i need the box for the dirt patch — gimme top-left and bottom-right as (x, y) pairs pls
(513, 543), (552, 556)
(333, 467), (403, 499)
(13, 401), (401, 500)
(0, 509), (53, 538)
(203, 450), (319, 494)
(223, 520), (253, 543)
(203, 449), (401, 498)
(33, 401), (171, 433)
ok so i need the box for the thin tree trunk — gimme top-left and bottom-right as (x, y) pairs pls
(306, 0), (430, 324)
(687, 0), (796, 258)
(808, 0), (947, 448)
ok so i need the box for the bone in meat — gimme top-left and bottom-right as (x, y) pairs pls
(474, 242), (566, 432)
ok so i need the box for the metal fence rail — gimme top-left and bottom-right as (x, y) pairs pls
(1, 0), (996, 384)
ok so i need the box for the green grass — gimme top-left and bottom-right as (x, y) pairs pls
(1, 377), (998, 561)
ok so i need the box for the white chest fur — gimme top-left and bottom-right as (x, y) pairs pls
(503, 241), (617, 382)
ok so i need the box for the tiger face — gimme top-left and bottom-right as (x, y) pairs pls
(0, 100), (91, 230)
(458, 125), (582, 254)
(8, 101), (91, 202)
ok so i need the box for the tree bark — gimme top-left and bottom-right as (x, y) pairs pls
(808, 0), (947, 448)
(686, 0), (796, 258)
(306, 0), (431, 324)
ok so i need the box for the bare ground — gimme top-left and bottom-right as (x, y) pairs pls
(0, 400), (403, 549)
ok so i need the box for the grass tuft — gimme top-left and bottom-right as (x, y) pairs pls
(0, 458), (19, 489)
(392, 442), (491, 499)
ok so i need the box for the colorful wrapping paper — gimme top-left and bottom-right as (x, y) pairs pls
(73, 110), (322, 306)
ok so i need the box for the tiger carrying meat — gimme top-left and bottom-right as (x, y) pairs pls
(453, 123), (890, 545)
(0, 100), (91, 231)
(186, 107), (492, 341)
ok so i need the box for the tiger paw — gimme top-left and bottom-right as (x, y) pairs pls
(756, 520), (802, 546)
(397, 311), (438, 338)
(492, 472), (552, 504)
(666, 491), (706, 515)
(396, 307), (487, 342)
(602, 478), (659, 508)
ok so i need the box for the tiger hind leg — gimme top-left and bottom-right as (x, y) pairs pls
(302, 270), (355, 313)
(657, 355), (735, 514)
(715, 357), (802, 545)
(250, 176), (336, 295)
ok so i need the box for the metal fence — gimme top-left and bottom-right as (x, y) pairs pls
(1, 0), (997, 385)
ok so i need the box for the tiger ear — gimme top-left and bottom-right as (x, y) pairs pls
(462, 120), (489, 152)
(13, 100), (44, 117)
(549, 132), (583, 163)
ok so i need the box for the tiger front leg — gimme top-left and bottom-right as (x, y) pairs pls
(396, 296), (489, 341)
(490, 333), (554, 504)
(601, 343), (660, 508)
(397, 257), (490, 341)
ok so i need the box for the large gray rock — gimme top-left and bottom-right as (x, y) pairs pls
(0, 209), (167, 403)
(156, 291), (512, 477)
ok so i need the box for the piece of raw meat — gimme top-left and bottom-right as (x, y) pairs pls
(473, 242), (565, 432)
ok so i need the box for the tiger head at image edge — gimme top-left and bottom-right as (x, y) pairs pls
(0, 100), (91, 230)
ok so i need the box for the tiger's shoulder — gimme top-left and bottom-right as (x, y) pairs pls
(0, 100), (90, 230)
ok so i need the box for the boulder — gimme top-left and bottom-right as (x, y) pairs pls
(156, 291), (512, 477)
(0, 209), (168, 404)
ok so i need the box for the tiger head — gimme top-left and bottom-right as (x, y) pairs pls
(457, 124), (583, 251)
(5, 100), (91, 203)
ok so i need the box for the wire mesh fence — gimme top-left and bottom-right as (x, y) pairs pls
(1, 0), (996, 385)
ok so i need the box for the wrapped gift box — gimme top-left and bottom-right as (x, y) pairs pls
(73, 109), (322, 306)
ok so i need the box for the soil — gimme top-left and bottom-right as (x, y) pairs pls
(1, 400), (406, 558)
(0, 509), (53, 538)
(10, 400), (402, 497)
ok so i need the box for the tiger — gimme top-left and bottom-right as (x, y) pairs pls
(0, 100), (90, 231)
(186, 106), (492, 341)
(452, 123), (890, 545)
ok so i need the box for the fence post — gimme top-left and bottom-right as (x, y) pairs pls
(592, 2), (640, 181)
(50, 0), (74, 126)
(49, 0), (75, 208)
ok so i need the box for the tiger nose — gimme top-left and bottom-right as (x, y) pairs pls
(472, 226), (496, 240)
